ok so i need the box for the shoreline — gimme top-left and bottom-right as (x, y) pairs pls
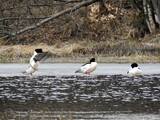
(0, 56), (160, 63)
(0, 44), (160, 63)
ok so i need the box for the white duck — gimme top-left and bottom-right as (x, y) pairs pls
(75, 58), (97, 75)
(128, 63), (142, 76)
(23, 49), (50, 75)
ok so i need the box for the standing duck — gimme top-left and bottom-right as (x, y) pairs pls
(23, 49), (50, 75)
(75, 58), (97, 75)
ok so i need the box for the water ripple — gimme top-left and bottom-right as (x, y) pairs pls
(0, 74), (160, 113)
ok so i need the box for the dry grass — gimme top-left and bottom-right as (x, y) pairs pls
(0, 39), (160, 63)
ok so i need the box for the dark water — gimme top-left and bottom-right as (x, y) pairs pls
(0, 63), (160, 119)
(0, 74), (160, 119)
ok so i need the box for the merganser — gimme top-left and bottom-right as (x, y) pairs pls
(75, 58), (97, 75)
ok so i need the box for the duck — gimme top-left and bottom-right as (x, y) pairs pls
(127, 63), (142, 75)
(23, 49), (50, 75)
(75, 58), (97, 75)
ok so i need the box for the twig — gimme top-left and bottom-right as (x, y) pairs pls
(2, 0), (98, 40)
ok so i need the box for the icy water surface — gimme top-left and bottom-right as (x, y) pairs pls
(0, 64), (160, 119)
(0, 63), (160, 76)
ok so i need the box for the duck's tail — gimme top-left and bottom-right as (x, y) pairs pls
(75, 68), (83, 73)
(75, 69), (81, 73)
(21, 71), (27, 74)
(75, 70), (79, 73)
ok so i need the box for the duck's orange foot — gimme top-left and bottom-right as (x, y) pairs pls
(84, 71), (90, 75)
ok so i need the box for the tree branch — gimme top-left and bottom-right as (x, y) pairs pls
(151, 0), (160, 25)
(0, 17), (49, 21)
(99, 0), (109, 15)
(2, 0), (98, 39)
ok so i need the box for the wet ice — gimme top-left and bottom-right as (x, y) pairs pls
(0, 74), (160, 113)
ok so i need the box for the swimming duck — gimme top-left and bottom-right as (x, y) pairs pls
(127, 63), (142, 75)
(75, 58), (97, 75)
(23, 49), (50, 75)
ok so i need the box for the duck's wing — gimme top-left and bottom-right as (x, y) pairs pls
(137, 67), (142, 73)
(75, 63), (90, 73)
(81, 63), (91, 71)
(81, 62), (90, 67)
(33, 52), (51, 62)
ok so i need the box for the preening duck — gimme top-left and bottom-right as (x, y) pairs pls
(75, 58), (97, 75)
(127, 63), (142, 76)
(23, 49), (50, 75)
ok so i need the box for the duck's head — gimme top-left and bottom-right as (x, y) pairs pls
(33, 49), (43, 55)
(35, 49), (43, 53)
(131, 63), (138, 68)
(90, 58), (95, 63)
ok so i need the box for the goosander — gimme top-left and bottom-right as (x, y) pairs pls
(127, 63), (142, 75)
(75, 58), (97, 75)
(23, 49), (50, 75)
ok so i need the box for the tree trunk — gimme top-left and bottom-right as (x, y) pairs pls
(151, 0), (160, 25)
(143, 0), (156, 33)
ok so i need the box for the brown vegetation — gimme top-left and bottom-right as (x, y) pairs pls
(0, 0), (160, 63)
(1, 37), (160, 63)
(0, 0), (150, 44)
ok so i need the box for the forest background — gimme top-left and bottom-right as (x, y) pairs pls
(0, 0), (160, 63)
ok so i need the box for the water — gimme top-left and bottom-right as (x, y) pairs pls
(0, 63), (159, 76)
(0, 63), (160, 120)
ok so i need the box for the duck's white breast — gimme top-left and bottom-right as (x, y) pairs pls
(129, 67), (142, 75)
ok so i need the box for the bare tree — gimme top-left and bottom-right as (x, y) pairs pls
(0, 0), (100, 41)
(2, 0), (159, 43)
(143, 0), (156, 33)
(130, 0), (160, 33)
(151, 0), (160, 25)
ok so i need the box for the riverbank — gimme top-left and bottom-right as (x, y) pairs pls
(0, 40), (160, 63)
